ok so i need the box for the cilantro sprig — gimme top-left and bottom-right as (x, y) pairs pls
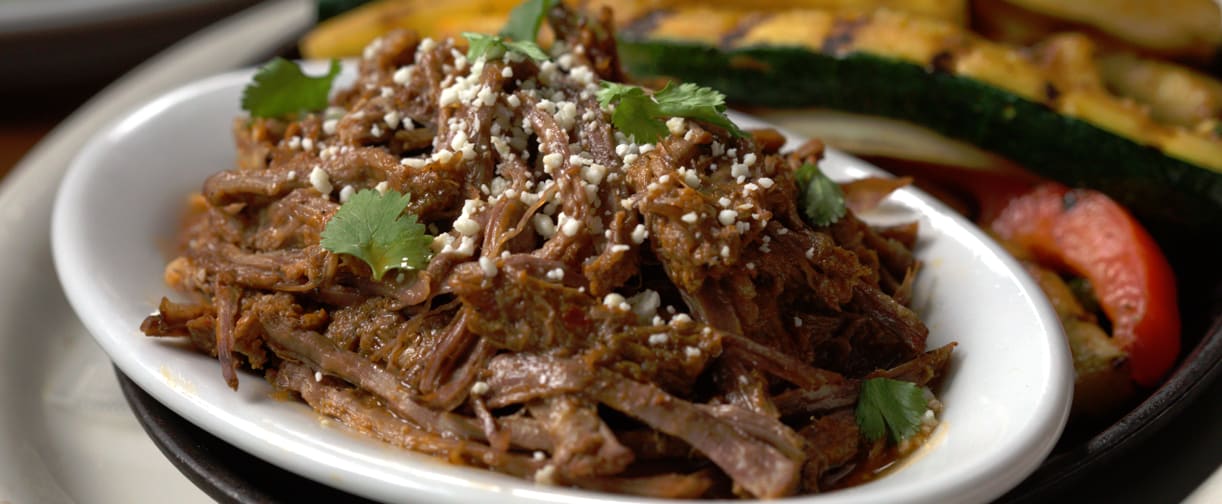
(241, 58), (341, 119)
(320, 189), (433, 281)
(856, 377), (929, 443)
(463, 0), (553, 61)
(463, 33), (549, 61)
(794, 162), (846, 227)
(596, 81), (747, 144)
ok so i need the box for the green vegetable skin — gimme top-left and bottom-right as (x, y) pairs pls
(617, 40), (1222, 236)
(316, 0), (371, 22)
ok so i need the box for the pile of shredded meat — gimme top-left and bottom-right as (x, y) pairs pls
(141, 5), (954, 499)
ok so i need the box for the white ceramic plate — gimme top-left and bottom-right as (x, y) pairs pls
(51, 62), (1072, 504)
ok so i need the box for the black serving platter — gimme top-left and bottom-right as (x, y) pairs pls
(117, 368), (376, 504)
(118, 280), (1221, 503)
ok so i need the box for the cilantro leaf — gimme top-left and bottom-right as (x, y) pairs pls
(320, 189), (433, 281)
(463, 33), (548, 62)
(597, 82), (667, 143)
(654, 83), (746, 138)
(596, 81), (645, 107)
(499, 0), (555, 42)
(856, 377), (928, 443)
(794, 163), (846, 227)
(241, 58), (341, 119)
(504, 39), (550, 60)
(596, 81), (746, 144)
(464, 32), (506, 60)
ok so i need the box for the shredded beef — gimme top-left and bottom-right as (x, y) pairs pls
(140, 2), (953, 498)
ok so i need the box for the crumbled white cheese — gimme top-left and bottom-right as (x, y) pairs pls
(558, 212), (581, 236)
(308, 167), (332, 195)
(363, 36), (384, 60)
(648, 333), (669, 345)
(681, 212), (698, 224)
(532, 213), (556, 238)
(393, 65), (414, 84)
(384, 111), (401, 129)
(452, 236), (475, 257)
(453, 199), (483, 236)
(450, 130), (469, 152)
(476, 86), (496, 107)
(718, 209), (737, 226)
(683, 169), (700, 187)
(430, 233), (455, 254)
(542, 152), (563, 174)
(581, 164), (607, 185)
(470, 381), (490, 395)
(439, 86), (459, 107)
(555, 101), (578, 131)
(627, 289), (661, 323)
(478, 257), (498, 278)
(603, 293), (630, 311)
(630, 224), (648, 244)
(666, 117), (686, 135)
(338, 185), (355, 203)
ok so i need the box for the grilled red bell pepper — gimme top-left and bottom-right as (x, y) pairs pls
(989, 183), (1180, 386)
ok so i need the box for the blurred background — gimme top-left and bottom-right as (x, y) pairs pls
(0, 0), (263, 178)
